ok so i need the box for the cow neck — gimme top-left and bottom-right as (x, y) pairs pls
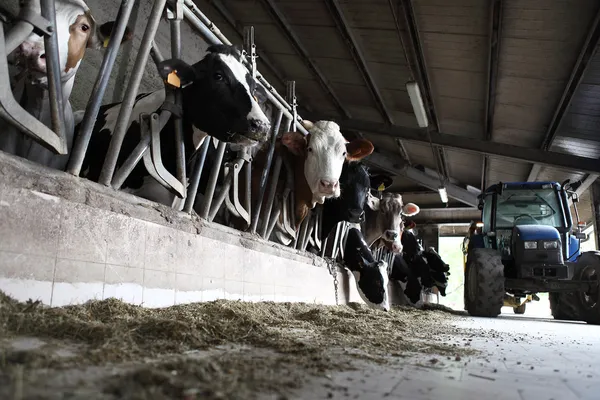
(18, 74), (75, 120)
(362, 205), (380, 247)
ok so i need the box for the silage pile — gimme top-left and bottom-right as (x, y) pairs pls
(0, 291), (476, 399)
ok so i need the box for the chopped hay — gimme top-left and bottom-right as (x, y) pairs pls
(0, 292), (479, 399)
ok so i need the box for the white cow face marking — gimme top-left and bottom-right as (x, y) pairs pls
(281, 120), (374, 207)
(352, 260), (390, 312)
(215, 52), (271, 143)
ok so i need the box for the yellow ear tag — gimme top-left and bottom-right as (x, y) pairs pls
(103, 37), (110, 48)
(167, 70), (181, 88)
(378, 183), (385, 192)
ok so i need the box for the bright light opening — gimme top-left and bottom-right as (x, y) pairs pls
(524, 241), (538, 250)
(406, 81), (429, 128)
(438, 187), (448, 203)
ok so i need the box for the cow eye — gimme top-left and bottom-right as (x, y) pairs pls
(81, 24), (90, 32)
(214, 73), (223, 81)
(308, 147), (313, 152)
(342, 151), (347, 157)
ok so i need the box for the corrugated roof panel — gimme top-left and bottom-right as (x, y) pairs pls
(291, 25), (352, 59)
(414, 3), (489, 36)
(444, 149), (484, 187)
(275, 0), (335, 27)
(312, 57), (366, 85)
(249, 23), (298, 55)
(487, 158), (531, 183)
(380, 89), (415, 115)
(354, 29), (410, 65)
(556, 112), (600, 141)
(420, 32), (487, 73)
(329, 82), (374, 108)
(550, 137), (600, 159)
(535, 166), (586, 184)
(337, 0), (398, 30)
(345, 106), (385, 123)
(367, 62), (412, 92)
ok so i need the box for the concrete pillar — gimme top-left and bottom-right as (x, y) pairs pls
(419, 225), (440, 252)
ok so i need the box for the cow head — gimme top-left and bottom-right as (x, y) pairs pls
(338, 161), (371, 223)
(352, 250), (390, 312)
(366, 192), (420, 253)
(13, 0), (133, 86)
(280, 120), (374, 207)
(157, 45), (271, 146)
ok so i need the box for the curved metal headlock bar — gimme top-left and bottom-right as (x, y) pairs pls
(0, 0), (67, 154)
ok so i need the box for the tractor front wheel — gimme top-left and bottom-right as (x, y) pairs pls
(465, 248), (505, 317)
(575, 252), (600, 325)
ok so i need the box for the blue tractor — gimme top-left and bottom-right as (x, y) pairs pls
(463, 180), (600, 323)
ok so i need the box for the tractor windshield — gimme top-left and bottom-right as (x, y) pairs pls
(495, 187), (565, 229)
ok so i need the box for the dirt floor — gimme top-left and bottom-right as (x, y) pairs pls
(0, 291), (494, 400)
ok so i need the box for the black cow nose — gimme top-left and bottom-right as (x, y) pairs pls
(249, 119), (261, 131)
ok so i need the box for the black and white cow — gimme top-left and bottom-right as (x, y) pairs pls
(343, 227), (390, 311)
(77, 44), (272, 201)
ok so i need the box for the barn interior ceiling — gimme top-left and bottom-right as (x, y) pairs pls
(193, 0), (600, 226)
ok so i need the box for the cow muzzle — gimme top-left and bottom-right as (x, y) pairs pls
(17, 41), (47, 74)
(383, 230), (399, 242)
(318, 179), (339, 195)
(246, 119), (271, 143)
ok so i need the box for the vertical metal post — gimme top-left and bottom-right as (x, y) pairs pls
(40, 0), (67, 153)
(98, 0), (167, 186)
(183, 137), (211, 213)
(200, 141), (227, 219)
(260, 156), (283, 238)
(243, 26), (257, 80)
(67, 0), (137, 176)
(168, 0), (186, 195)
(150, 42), (165, 66)
(250, 110), (284, 233)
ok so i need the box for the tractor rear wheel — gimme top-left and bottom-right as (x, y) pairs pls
(513, 303), (526, 314)
(465, 248), (505, 317)
(575, 252), (600, 325)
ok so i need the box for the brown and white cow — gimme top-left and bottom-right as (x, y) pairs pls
(0, 0), (132, 170)
(363, 192), (420, 253)
(247, 120), (373, 243)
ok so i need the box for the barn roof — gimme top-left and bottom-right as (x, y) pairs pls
(194, 0), (599, 227)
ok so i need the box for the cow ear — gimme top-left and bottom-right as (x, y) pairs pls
(281, 131), (307, 157)
(402, 203), (420, 217)
(346, 139), (374, 161)
(366, 191), (380, 211)
(89, 20), (134, 49)
(157, 59), (197, 88)
(301, 120), (314, 130)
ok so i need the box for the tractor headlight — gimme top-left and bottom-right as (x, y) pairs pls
(524, 241), (538, 250)
(543, 240), (559, 250)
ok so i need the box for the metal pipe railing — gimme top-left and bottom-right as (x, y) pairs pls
(183, 137), (211, 213)
(200, 141), (227, 219)
(40, 0), (67, 154)
(98, 0), (167, 186)
(66, 0), (137, 176)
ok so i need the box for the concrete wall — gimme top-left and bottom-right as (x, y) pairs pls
(0, 151), (369, 307)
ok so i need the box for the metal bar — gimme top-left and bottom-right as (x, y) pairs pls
(209, 173), (234, 222)
(481, 0), (503, 191)
(397, 0), (448, 181)
(183, 137), (210, 213)
(150, 41), (165, 66)
(200, 140), (227, 219)
(260, 155), (283, 238)
(244, 158), (252, 224)
(250, 110), (284, 233)
(527, 6), (600, 182)
(326, 118), (600, 175)
(325, 0), (393, 124)
(179, 3), (308, 135)
(296, 212), (310, 250)
(265, 205), (281, 241)
(5, 0), (40, 54)
(40, 0), (67, 153)
(111, 109), (172, 189)
(366, 152), (479, 206)
(0, 23), (63, 153)
(169, 0), (186, 197)
(66, 0), (136, 176)
(261, 0), (350, 118)
(98, 0), (167, 186)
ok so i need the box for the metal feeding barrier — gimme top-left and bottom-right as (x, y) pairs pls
(0, 0), (328, 252)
